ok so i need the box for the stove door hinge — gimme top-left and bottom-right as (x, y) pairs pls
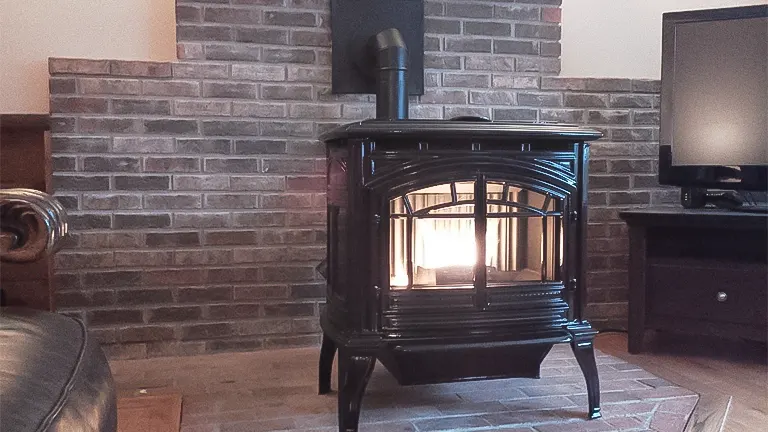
(568, 278), (578, 292)
(373, 213), (381, 226)
(569, 210), (579, 222)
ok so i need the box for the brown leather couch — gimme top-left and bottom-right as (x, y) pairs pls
(0, 189), (117, 431)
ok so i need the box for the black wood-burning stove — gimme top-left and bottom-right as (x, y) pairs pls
(318, 28), (603, 432)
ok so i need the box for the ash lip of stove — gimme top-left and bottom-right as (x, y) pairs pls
(318, 28), (603, 432)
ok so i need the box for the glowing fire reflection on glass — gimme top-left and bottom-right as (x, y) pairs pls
(390, 219), (501, 287)
(389, 181), (562, 289)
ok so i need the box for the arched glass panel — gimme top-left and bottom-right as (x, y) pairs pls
(389, 179), (564, 290)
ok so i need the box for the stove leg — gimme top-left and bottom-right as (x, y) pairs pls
(319, 333), (337, 395)
(570, 329), (601, 420)
(337, 350), (375, 432)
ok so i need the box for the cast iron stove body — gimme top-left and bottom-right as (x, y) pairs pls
(318, 119), (603, 431)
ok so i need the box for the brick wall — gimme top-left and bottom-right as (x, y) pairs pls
(49, 0), (674, 359)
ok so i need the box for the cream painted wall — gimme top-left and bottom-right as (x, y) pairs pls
(3, 1), (763, 112)
(561, 0), (767, 79)
(0, 0), (176, 113)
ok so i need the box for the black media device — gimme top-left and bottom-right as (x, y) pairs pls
(659, 5), (768, 211)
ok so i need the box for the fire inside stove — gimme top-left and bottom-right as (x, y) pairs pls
(389, 181), (563, 289)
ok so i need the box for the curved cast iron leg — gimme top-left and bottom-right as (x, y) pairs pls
(337, 349), (375, 432)
(569, 323), (601, 419)
(319, 333), (337, 395)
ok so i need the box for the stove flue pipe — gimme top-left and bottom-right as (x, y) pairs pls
(371, 28), (409, 120)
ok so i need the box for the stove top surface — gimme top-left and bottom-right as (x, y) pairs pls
(320, 119), (604, 142)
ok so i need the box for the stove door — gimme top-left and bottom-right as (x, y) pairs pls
(381, 177), (572, 325)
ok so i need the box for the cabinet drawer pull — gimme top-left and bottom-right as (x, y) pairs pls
(716, 292), (728, 302)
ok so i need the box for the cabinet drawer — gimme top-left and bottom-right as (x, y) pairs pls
(647, 260), (767, 326)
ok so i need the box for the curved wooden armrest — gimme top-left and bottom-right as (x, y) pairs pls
(0, 188), (68, 263)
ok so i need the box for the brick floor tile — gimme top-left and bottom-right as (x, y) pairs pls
(627, 387), (697, 400)
(520, 384), (584, 397)
(610, 362), (644, 371)
(113, 346), (698, 432)
(600, 401), (657, 417)
(500, 396), (578, 411)
(605, 415), (648, 429)
(649, 412), (689, 432)
(482, 408), (566, 426)
(533, 418), (616, 432)
(455, 387), (529, 403)
(601, 379), (651, 392)
(414, 415), (492, 431)
(656, 395), (699, 414)
(437, 400), (511, 416)
(639, 378), (676, 388)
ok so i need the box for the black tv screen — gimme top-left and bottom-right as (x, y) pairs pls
(659, 5), (768, 191)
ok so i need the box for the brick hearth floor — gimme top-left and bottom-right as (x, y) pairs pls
(110, 344), (698, 431)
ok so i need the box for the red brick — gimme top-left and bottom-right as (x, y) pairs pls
(79, 78), (141, 95)
(236, 319), (292, 335)
(181, 323), (235, 340)
(231, 64), (286, 81)
(142, 80), (201, 97)
(172, 62), (229, 79)
(234, 285), (289, 300)
(207, 267), (260, 284)
(260, 266), (316, 283)
(119, 326), (175, 343)
(542, 7), (562, 23)
(175, 249), (233, 266)
(178, 286), (233, 303)
(177, 42), (204, 60)
(209, 304), (261, 320)
(147, 306), (203, 323)
(229, 176), (285, 191)
(87, 309), (143, 326)
(173, 175), (229, 191)
(173, 213), (231, 228)
(145, 232), (200, 247)
(116, 289), (174, 305)
(110, 60), (171, 77)
(83, 193), (141, 210)
(204, 7), (261, 25)
(232, 212), (286, 227)
(49, 58), (110, 75)
(143, 269), (207, 286)
(55, 251), (114, 269)
(50, 97), (108, 114)
(114, 251), (174, 267)
(174, 100), (231, 116)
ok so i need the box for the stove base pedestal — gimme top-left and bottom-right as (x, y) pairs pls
(319, 323), (602, 432)
(377, 341), (554, 385)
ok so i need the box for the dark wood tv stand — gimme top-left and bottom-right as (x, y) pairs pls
(620, 207), (767, 354)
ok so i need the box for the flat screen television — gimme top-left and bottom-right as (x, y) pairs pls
(659, 5), (768, 191)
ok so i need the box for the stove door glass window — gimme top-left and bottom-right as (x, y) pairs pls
(485, 182), (563, 286)
(389, 180), (564, 290)
(390, 182), (476, 289)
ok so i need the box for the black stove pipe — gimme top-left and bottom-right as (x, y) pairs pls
(371, 28), (408, 120)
